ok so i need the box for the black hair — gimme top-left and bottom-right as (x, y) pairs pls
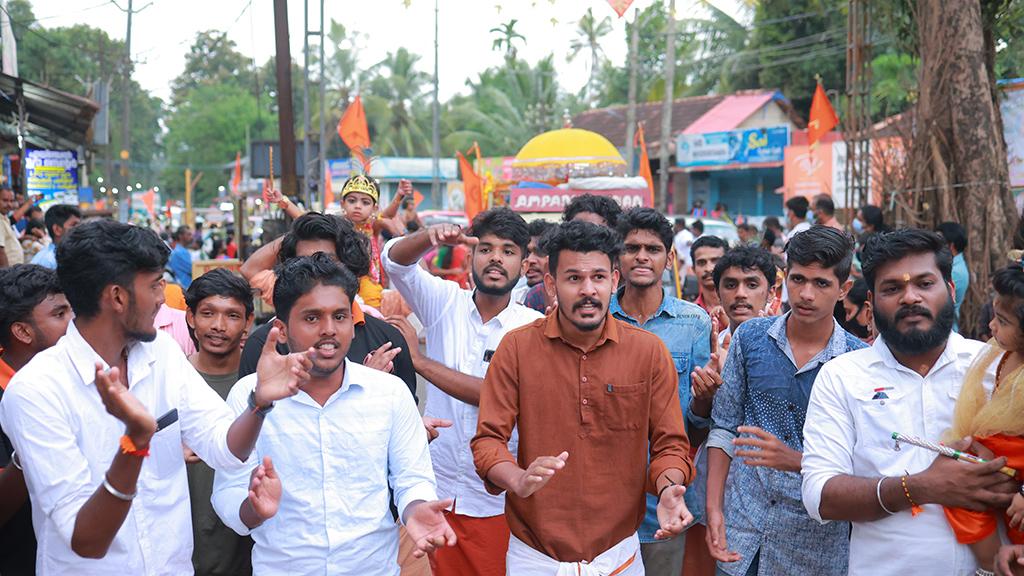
(763, 216), (782, 231)
(56, 220), (170, 318)
(814, 194), (836, 217)
(545, 220), (622, 277)
(185, 268), (255, 318)
(272, 253), (360, 323)
(691, 220), (705, 235)
(527, 218), (556, 239)
(936, 221), (968, 254)
(993, 265), (1024, 329)
(24, 219), (45, 237)
(860, 228), (953, 290)
(737, 223), (758, 234)
(847, 276), (870, 307)
(712, 245), (777, 288)
(173, 225), (191, 242)
(616, 207), (673, 250)
(0, 264), (62, 348)
(674, 217), (688, 228)
(562, 193), (622, 228)
(278, 212), (371, 278)
(859, 205), (888, 232)
(468, 207), (530, 254)
(43, 204), (82, 239)
(785, 196), (809, 219)
(785, 225), (855, 282)
(690, 234), (728, 264)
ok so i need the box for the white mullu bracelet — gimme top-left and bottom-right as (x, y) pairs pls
(876, 476), (896, 515)
(102, 474), (136, 502)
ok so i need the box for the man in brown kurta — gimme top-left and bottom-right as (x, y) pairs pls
(472, 220), (695, 574)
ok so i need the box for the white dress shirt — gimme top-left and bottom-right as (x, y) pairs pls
(802, 333), (988, 576)
(383, 238), (543, 518)
(212, 360), (438, 576)
(0, 321), (245, 575)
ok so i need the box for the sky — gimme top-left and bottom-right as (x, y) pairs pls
(34, 0), (744, 104)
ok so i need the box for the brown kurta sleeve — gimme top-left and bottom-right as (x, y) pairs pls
(646, 341), (694, 494)
(471, 331), (521, 495)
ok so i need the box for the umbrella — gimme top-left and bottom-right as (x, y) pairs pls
(511, 128), (627, 182)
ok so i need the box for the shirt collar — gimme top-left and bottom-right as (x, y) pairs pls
(871, 331), (967, 375)
(469, 293), (520, 327)
(611, 288), (691, 323)
(542, 308), (620, 350)
(768, 311), (850, 370)
(351, 301), (366, 326)
(65, 320), (155, 387)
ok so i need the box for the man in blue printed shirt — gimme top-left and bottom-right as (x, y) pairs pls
(705, 226), (866, 576)
(610, 207), (711, 575)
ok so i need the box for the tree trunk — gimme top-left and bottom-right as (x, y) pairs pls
(625, 7), (640, 172)
(658, 0), (676, 212)
(913, 0), (1016, 335)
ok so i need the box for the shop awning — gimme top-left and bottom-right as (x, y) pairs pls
(684, 92), (778, 135)
(0, 73), (98, 150)
(671, 160), (784, 174)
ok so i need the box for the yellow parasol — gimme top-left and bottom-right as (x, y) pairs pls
(511, 128), (627, 182)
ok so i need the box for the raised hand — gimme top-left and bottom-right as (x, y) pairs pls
(734, 426), (802, 472)
(254, 326), (314, 407)
(247, 456), (282, 521)
(654, 484), (694, 539)
(422, 417), (453, 443)
(94, 363), (156, 446)
(386, 315), (422, 361)
(397, 179), (414, 198)
(514, 451), (568, 498)
(405, 499), (457, 558)
(426, 223), (479, 248)
(705, 507), (741, 563)
(265, 187), (284, 205)
(363, 341), (402, 374)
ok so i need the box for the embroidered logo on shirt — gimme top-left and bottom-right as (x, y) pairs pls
(871, 386), (894, 401)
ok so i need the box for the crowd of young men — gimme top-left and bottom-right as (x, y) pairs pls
(1, 189), (1023, 576)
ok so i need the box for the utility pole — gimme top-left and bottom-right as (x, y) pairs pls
(302, 0), (312, 209)
(625, 7), (640, 173)
(844, 0), (873, 212)
(431, 0), (441, 200)
(119, 0), (133, 222)
(273, 0), (298, 198)
(318, 0), (326, 208)
(658, 0), (676, 212)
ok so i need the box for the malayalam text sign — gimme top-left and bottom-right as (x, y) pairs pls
(677, 126), (789, 168)
(26, 149), (79, 208)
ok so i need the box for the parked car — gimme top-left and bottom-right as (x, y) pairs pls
(418, 210), (469, 229)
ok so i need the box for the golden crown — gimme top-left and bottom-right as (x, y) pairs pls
(341, 174), (379, 203)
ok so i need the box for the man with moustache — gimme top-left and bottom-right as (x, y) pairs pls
(382, 207), (543, 576)
(610, 207), (711, 574)
(705, 226), (866, 576)
(183, 268), (257, 576)
(213, 254), (455, 574)
(0, 219), (313, 574)
(802, 229), (1019, 576)
(472, 220), (695, 575)
(692, 236), (728, 314)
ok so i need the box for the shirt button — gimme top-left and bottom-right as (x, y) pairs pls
(582, 399), (589, 405)
(581, 376), (588, 383)
(582, 355), (588, 360)
(770, 499), (777, 506)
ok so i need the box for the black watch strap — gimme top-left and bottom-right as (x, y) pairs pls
(247, 390), (274, 417)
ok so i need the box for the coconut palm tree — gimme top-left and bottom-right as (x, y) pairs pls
(362, 48), (433, 156)
(490, 19), (526, 63)
(568, 7), (613, 105)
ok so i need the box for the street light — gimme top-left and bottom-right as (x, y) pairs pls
(112, 188), (119, 195)
(135, 182), (142, 188)
(97, 177), (104, 183)
(153, 186), (160, 192)
(218, 185), (226, 193)
(126, 185), (133, 192)
(100, 187), (107, 193)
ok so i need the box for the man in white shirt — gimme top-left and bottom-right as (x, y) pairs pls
(0, 220), (312, 575)
(213, 254), (454, 575)
(802, 229), (1019, 576)
(382, 207), (544, 576)
(785, 196), (812, 238)
(673, 217), (695, 279)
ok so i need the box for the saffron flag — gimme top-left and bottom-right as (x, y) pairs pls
(608, 0), (634, 17)
(338, 95), (371, 169)
(808, 82), (839, 147)
(458, 146), (483, 221)
(635, 123), (654, 206)
(230, 151), (242, 196)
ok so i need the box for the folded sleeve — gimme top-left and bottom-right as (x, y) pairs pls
(211, 377), (260, 536)
(471, 334), (521, 495)
(707, 327), (748, 459)
(387, 382), (439, 522)
(685, 312), (713, 430)
(175, 344), (246, 472)
(648, 342), (694, 491)
(380, 238), (460, 330)
(801, 362), (856, 524)
(0, 378), (95, 548)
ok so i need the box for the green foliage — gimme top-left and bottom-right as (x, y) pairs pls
(490, 20), (526, 62)
(170, 31), (254, 107)
(870, 52), (917, 120)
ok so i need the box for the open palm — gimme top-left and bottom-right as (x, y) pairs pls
(405, 499), (457, 558)
(254, 326), (313, 406)
(248, 456), (281, 520)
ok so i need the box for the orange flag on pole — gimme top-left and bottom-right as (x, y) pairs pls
(608, 0), (635, 17)
(338, 95), (371, 170)
(230, 151), (242, 196)
(808, 82), (839, 147)
(635, 123), (654, 207)
(458, 144), (483, 221)
(324, 164), (335, 208)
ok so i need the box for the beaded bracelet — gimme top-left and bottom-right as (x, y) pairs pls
(900, 475), (922, 516)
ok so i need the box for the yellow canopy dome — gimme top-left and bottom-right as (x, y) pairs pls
(513, 128), (626, 167)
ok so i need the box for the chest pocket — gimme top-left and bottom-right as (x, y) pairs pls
(601, 382), (647, 431)
(146, 421), (183, 478)
(672, 354), (690, 380)
(853, 385), (910, 451)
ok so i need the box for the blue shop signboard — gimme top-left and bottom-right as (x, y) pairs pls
(676, 126), (789, 168)
(26, 149), (79, 208)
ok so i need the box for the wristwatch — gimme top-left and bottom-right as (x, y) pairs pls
(247, 390), (274, 418)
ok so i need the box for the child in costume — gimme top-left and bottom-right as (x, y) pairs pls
(339, 174), (409, 309)
(944, 257), (1024, 576)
